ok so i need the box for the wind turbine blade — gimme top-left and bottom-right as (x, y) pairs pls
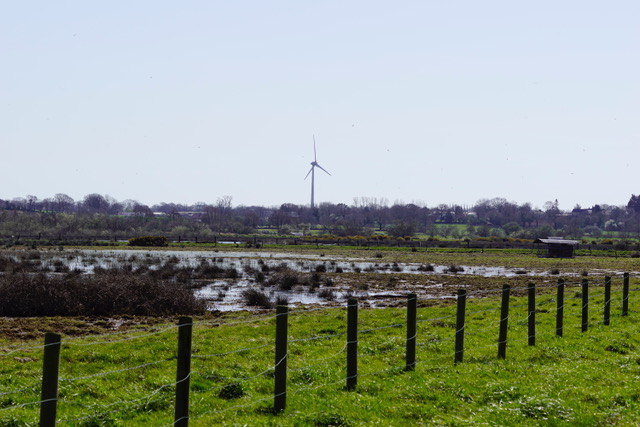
(316, 163), (331, 176)
(313, 136), (317, 162)
(304, 166), (314, 180)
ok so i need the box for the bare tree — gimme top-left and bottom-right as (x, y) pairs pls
(53, 193), (75, 213)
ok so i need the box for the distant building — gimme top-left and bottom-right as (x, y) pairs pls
(534, 238), (579, 258)
(177, 212), (206, 220)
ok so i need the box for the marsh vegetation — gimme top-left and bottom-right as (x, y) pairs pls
(1, 245), (639, 315)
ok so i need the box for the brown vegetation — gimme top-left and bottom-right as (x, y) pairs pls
(0, 272), (205, 317)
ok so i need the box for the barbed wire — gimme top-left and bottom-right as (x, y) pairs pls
(192, 342), (273, 359)
(0, 342), (51, 357)
(289, 330), (345, 344)
(181, 391), (275, 425)
(0, 383), (39, 399)
(195, 311), (278, 329)
(288, 305), (343, 317)
(63, 324), (180, 347)
(0, 396), (56, 413)
(56, 379), (177, 425)
(59, 357), (174, 383)
(359, 322), (404, 335)
(1, 275), (636, 424)
(416, 313), (457, 325)
(289, 343), (347, 372)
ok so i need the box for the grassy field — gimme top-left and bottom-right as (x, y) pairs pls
(1, 247), (640, 425)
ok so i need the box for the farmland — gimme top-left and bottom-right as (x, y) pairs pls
(1, 244), (639, 425)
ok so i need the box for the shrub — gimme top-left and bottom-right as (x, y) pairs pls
(0, 272), (205, 316)
(268, 269), (300, 291)
(614, 242), (628, 251)
(448, 265), (464, 273)
(241, 288), (273, 309)
(224, 268), (239, 279)
(128, 236), (168, 247)
(318, 288), (335, 301)
(194, 262), (225, 278)
(310, 272), (322, 284)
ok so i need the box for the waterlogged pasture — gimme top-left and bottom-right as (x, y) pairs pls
(2, 247), (637, 312)
(2, 287), (640, 426)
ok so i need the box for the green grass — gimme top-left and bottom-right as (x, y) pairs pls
(2, 283), (640, 426)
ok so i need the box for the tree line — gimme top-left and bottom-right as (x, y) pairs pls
(1, 193), (640, 241)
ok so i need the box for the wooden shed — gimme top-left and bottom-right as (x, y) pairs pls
(534, 238), (579, 258)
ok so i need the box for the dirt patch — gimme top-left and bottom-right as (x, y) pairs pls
(0, 316), (174, 342)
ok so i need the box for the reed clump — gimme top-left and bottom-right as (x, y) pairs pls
(0, 271), (206, 316)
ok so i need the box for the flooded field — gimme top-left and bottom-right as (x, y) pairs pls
(2, 247), (614, 312)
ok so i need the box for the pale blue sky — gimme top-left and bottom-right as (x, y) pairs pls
(2, 1), (638, 210)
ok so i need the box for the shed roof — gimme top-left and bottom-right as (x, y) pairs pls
(534, 238), (579, 245)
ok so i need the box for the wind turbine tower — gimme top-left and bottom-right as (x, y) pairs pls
(304, 136), (331, 210)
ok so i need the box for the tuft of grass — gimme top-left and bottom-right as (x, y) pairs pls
(218, 382), (246, 400)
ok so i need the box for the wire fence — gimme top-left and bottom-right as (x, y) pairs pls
(0, 273), (636, 425)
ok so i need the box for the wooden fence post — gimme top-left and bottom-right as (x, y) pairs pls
(174, 317), (192, 427)
(581, 279), (589, 332)
(405, 293), (417, 371)
(604, 276), (611, 326)
(274, 305), (288, 412)
(623, 272), (630, 316)
(498, 285), (510, 359)
(528, 283), (536, 346)
(556, 278), (564, 337)
(455, 289), (466, 364)
(346, 298), (358, 390)
(40, 332), (61, 427)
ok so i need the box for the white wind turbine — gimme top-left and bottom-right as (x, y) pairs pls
(304, 136), (331, 210)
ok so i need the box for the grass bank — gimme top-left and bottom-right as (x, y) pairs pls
(2, 283), (640, 425)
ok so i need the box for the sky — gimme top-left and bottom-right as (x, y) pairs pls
(2, 1), (638, 211)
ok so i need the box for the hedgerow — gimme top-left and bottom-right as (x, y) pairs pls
(128, 236), (168, 247)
